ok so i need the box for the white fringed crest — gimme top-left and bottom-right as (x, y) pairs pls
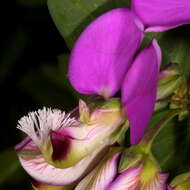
(17, 107), (79, 146)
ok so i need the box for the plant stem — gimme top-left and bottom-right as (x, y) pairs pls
(140, 109), (181, 153)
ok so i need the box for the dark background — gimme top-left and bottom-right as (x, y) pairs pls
(0, 1), (76, 189)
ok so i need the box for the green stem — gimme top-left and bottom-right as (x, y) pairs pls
(140, 109), (181, 153)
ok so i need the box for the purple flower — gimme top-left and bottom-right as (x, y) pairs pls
(132, 0), (190, 32)
(75, 149), (168, 190)
(15, 99), (125, 186)
(68, 8), (161, 144)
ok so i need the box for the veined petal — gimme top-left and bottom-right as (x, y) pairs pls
(121, 39), (161, 144)
(132, 0), (190, 32)
(50, 122), (116, 168)
(107, 166), (142, 190)
(68, 8), (143, 98)
(140, 173), (169, 190)
(75, 152), (120, 190)
(31, 179), (74, 190)
(50, 101), (124, 168)
(15, 138), (107, 186)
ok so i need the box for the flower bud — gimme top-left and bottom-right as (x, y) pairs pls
(157, 67), (182, 101)
(168, 172), (190, 190)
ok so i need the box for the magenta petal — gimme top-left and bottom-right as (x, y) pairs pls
(132, 0), (190, 32)
(121, 40), (161, 144)
(68, 8), (143, 98)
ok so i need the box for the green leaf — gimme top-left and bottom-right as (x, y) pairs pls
(151, 115), (190, 177)
(47, 0), (130, 49)
(0, 149), (20, 186)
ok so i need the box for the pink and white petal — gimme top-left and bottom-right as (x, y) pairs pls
(132, 0), (190, 32)
(50, 108), (124, 167)
(141, 173), (169, 190)
(107, 166), (142, 190)
(16, 140), (108, 186)
(15, 137), (41, 157)
(75, 153), (120, 190)
(31, 179), (74, 190)
(68, 8), (144, 98)
(121, 40), (161, 144)
(49, 123), (113, 168)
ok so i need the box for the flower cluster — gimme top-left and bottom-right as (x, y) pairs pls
(15, 0), (190, 190)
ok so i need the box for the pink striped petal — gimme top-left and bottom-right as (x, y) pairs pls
(75, 153), (120, 190)
(31, 179), (73, 190)
(68, 8), (143, 98)
(141, 173), (169, 190)
(132, 0), (190, 32)
(121, 39), (161, 144)
(107, 166), (142, 190)
(16, 138), (107, 186)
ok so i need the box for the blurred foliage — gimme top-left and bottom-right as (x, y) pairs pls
(141, 26), (190, 77)
(151, 111), (190, 178)
(157, 26), (190, 77)
(0, 149), (20, 185)
(0, 29), (28, 80)
(1, 0), (190, 189)
(17, 0), (46, 7)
